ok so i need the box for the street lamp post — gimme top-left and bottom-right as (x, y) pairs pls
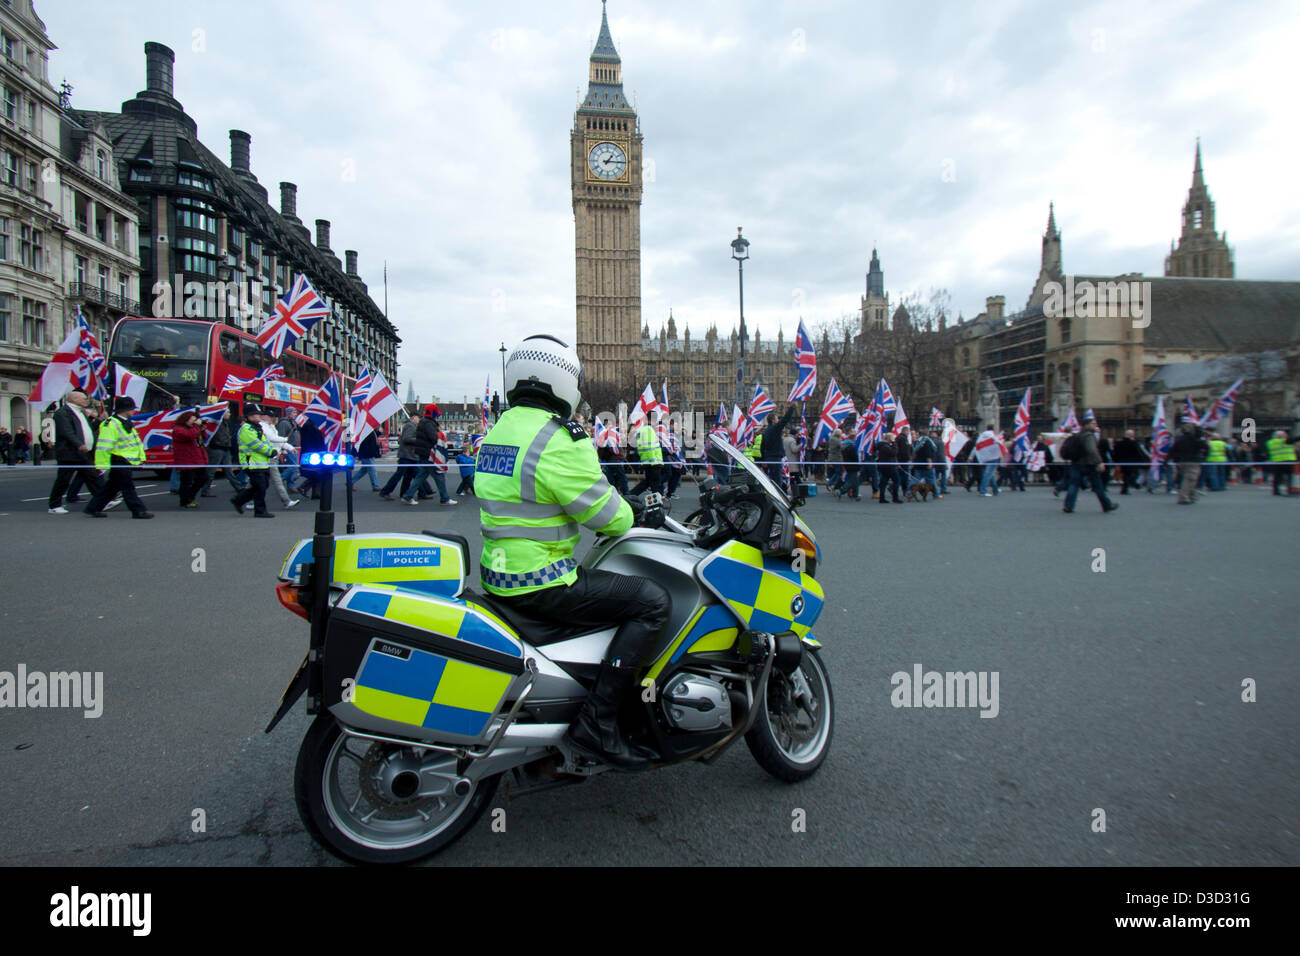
(731, 227), (750, 409)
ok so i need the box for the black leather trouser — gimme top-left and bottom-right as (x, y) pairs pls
(501, 568), (671, 668)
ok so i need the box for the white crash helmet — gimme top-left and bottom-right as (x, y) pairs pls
(505, 334), (583, 419)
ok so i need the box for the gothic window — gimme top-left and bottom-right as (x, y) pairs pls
(1103, 359), (1119, 385)
(1059, 318), (1071, 343)
(1058, 363), (1070, 384)
(1193, 207), (1202, 229)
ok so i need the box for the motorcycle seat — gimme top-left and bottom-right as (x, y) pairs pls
(466, 589), (611, 647)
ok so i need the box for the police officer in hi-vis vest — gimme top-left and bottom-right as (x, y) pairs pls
(232, 404), (278, 518)
(476, 335), (670, 769)
(85, 396), (153, 518)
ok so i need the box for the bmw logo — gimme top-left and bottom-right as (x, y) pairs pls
(791, 595), (805, 616)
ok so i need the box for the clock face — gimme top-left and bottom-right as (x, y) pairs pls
(588, 141), (627, 181)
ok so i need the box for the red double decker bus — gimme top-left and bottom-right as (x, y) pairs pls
(108, 317), (352, 467)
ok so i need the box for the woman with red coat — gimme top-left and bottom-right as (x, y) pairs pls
(172, 411), (209, 508)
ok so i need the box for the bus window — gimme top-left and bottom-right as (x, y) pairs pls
(240, 338), (264, 371)
(110, 320), (210, 360)
(219, 332), (241, 365)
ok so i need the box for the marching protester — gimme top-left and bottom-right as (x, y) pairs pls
(84, 396), (153, 519)
(348, 429), (383, 492)
(379, 412), (426, 500)
(875, 431), (903, 503)
(911, 427), (939, 494)
(296, 416), (326, 500)
(1062, 415), (1118, 514)
(202, 407), (245, 498)
(630, 416), (664, 495)
(47, 389), (107, 514)
(403, 404), (457, 506)
(171, 409), (210, 509)
(974, 423), (1001, 497)
(1113, 429), (1146, 495)
(454, 443), (476, 497)
(0, 425), (10, 465)
(256, 410), (300, 509)
(1170, 421), (1208, 504)
(825, 427), (844, 491)
(598, 431), (628, 495)
(231, 405), (277, 517)
(276, 407), (302, 490)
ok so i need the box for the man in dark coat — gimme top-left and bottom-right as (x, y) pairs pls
(47, 389), (106, 513)
(1170, 423), (1208, 504)
(876, 432), (902, 503)
(1113, 429), (1146, 495)
(759, 407), (796, 484)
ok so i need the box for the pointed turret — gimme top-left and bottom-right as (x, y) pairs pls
(1192, 137), (1204, 189)
(1046, 201), (1058, 237)
(582, 1), (632, 111)
(1164, 139), (1233, 277)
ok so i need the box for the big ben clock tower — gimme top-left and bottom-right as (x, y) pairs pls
(572, 1), (643, 388)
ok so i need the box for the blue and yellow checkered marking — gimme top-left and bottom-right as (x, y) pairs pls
(698, 541), (824, 638)
(339, 586), (524, 659)
(352, 641), (513, 737)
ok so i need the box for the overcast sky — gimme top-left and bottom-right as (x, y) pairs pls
(42, 0), (1299, 405)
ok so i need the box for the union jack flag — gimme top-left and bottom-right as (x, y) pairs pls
(1178, 395), (1199, 428)
(1012, 386), (1032, 461)
(1198, 378), (1242, 429)
(877, 378), (897, 414)
(256, 273), (330, 358)
(297, 375), (348, 453)
(711, 402), (729, 437)
(472, 433), (485, 453)
(856, 383), (887, 456)
(929, 407), (945, 428)
(1061, 406), (1080, 432)
(748, 383), (776, 425)
(787, 319), (817, 402)
(481, 376), (491, 433)
(594, 418), (621, 453)
(73, 311), (110, 401)
(1149, 395), (1172, 482)
(729, 405), (755, 448)
(131, 402), (228, 450)
(780, 456), (791, 494)
(349, 366), (400, 445)
(812, 378), (854, 448)
(220, 363), (285, 397)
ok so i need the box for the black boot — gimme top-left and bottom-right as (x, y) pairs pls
(565, 661), (652, 770)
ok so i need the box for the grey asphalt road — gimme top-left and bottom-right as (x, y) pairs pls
(0, 464), (1296, 865)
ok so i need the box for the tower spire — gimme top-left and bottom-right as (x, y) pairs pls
(1192, 137), (1203, 188)
(1046, 200), (1058, 237)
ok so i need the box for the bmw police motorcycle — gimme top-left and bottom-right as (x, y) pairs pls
(268, 421), (831, 865)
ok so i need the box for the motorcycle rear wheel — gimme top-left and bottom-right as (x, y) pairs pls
(744, 649), (833, 782)
(294, 715), (498, 865)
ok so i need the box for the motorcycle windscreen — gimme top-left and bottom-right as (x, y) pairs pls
(322, 585), (526, 744)
(696, 540), (824, 637)
(278, 532), (468, 598)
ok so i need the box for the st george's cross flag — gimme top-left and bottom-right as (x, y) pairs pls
(787, 319), (817, 402)
(28, 325), (88, 410)
(628, 383), (657, 427)
(349, 366), (401, 445)
(256, 273), (330, 358)
(114, 363), (148, 410)
(891, 398), (910, 436)
(941, 420), (969, 463)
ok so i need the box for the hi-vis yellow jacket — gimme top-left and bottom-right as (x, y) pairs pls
(475, 406), (632, 596)
(94, 415), (145, 469)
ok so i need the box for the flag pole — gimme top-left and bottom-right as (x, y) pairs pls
(343, 376), (357, 534)
(341, 322), (412, 423)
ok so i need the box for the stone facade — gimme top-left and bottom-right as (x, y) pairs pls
(0, 0), (140, 430)
(572, 5), (642, 389)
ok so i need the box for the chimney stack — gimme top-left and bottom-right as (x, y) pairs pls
(315, 219), (331, 251)
(279, 182), (298, 220)
(144, 42), (175, 98)
(345, 250), (358, 276)
(229, 130), (251, 174)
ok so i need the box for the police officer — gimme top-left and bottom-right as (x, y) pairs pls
(84, 396), (153, 518)
(1267, 429), (1296, 496)
(476, 335), (670, 769)
(232, 404), (277, 517)
(629, 417), (664, 495)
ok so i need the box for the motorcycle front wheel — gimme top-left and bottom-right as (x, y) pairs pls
(294, 715), (498, 865)
(744, 649), (833, 782)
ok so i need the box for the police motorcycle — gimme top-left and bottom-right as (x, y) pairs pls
(267, 435), (831, 864)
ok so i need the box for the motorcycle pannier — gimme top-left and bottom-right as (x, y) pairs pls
(278, 532), (470, 598)
(322, 584), (528, 745)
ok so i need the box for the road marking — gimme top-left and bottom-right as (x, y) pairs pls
(23, 490), (169, 502)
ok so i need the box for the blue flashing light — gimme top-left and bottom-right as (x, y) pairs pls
(303, 452), (353, 468)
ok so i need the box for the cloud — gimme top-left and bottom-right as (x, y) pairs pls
(41, 0), (1298, 404)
